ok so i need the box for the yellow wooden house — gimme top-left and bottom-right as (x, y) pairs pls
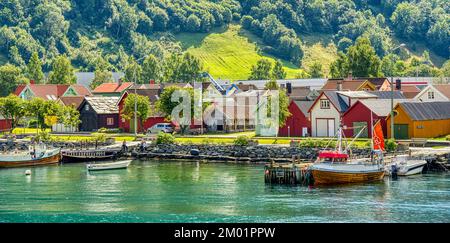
(386, 101), (450, 139)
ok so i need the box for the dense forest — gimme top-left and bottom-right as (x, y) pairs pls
(0, 0), (449, 90)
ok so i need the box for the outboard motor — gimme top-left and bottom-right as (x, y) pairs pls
(391, 164), (398, 180)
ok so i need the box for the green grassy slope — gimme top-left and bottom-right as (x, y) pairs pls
(175, 25), (306, 81)
(175, 25), (340, 80)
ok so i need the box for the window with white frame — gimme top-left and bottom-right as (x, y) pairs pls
(320, 100), (330, 109)
(428, 91), (435, 99)
(106, 117), (114, 125)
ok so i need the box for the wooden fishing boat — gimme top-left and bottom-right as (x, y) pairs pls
(0, 146), (61, 168)
(309, 114), (386, 185)
(86, 160), (132, 171)
(61, 148), (122, 163)
(311, 162), (385, 185)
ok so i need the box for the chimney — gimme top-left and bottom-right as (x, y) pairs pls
(395, 79), (401, 90)
(347, 71), (353, 81)
(337, 80), (343, 91)
(30, 80), (35, 85)
(150, 79), (155, 85)
(286, 82), (292, 94)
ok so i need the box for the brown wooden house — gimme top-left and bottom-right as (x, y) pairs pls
(78, 96), (120, 131)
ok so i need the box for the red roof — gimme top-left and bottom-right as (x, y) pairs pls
(14, 84), (91, 100)
(14, 84), (26, 96)
(434, 84), (450, 99)
(70, 84), (92, 96)
(19, 84), (70, 100)
(93, 82), (133, 93)
(400, 85), (421, 99)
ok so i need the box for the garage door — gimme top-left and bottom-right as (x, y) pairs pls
(316, 119), (328, 137)
(353, 122), (368, 138)
(394, 124), (409, 139)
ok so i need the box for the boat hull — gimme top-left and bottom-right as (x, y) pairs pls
(61, 149), (120, 163)
(398, 161), (427, 176)
(86, 160), (131, 171)
(311, 169), (385, 185)
(0, 152), (61, 168)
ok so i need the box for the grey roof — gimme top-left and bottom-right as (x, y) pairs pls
(76, 72), (124, 88)
(400, 101), (450, 121)
(359, 99), (407, 117)
(84, 96), (120, 114)
(369, 91), (406, 99)
(220, 78), (327, 90)
(323, 91), (349, 113)
(336, 91), (378, 98)
(294, 101), (314, 117)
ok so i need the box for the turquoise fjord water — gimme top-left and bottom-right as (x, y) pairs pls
(0, 160), (449, 223)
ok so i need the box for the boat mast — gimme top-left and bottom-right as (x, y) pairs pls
(337, 123), (343, 154)
(370, 111), (374, 151)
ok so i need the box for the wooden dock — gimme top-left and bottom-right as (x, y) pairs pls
(264, 162), (314, 185)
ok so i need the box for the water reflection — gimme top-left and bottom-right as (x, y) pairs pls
(0, 161), (449, 222)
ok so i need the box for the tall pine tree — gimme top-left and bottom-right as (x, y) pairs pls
(271, 60), (286, 79)
(26, 52), (44, 83)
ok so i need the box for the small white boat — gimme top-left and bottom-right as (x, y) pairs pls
(86, 160), (132, 171)
(389, 155), (427, 176)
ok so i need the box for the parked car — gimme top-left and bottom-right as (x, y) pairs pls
(146, 123), (174, 134)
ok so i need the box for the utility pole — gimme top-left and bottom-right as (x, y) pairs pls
(133, 56), (145, 137)
(390, 43), (406, 140)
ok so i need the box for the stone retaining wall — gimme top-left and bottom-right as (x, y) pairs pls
(137, 144), (375, 162)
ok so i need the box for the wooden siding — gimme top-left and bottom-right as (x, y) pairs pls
(342, 102), (387, 138)
(386, 104), (450, 138)
(278, 101), (311, 137)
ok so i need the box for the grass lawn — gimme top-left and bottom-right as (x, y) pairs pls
(175, 134), (370, 148)
(430, 135), (449, 141)
(11, 128), (51, 134)
(176, 24), (305, 80)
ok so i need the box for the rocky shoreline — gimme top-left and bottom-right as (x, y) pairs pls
(132, 144), (382, 163)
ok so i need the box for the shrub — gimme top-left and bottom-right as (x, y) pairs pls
(298, 139), (336, 148)
(156, 132), (175, 145)
(233, 135), (251, 146)
(93, 133), (107, 143)
(35, 131), (52, 142)
(97, 127), (123, 133)
(446, 135), (450, 141)
(385, 139), (398, 152)
(27, 119), (38, 128)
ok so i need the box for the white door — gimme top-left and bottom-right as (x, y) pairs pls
(302, 127), (308, 137)
(316, 119), (328, 137)
(327, 119), (335, 137)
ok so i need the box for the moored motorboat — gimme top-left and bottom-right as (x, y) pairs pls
(309, 115), (386, 185)
(86, 159), (132, 171)
(388, 154), (427, 176)
(0, 145), (61, 168)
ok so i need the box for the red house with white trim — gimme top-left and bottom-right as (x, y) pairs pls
(342, 99), (404, 138)
(278, 100), (314, 137)
(117, 89), (167, 133)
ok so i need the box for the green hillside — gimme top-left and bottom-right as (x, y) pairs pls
(175, 25), (307, 80)
(0, 0), (448, 83)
